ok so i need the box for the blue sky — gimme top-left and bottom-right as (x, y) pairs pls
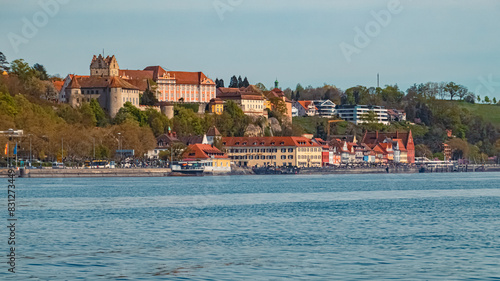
(1, 0), (500, 99)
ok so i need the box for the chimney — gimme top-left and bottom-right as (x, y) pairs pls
(376, 131), (379, 139)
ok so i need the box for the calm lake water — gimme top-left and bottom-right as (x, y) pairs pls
(2, 172), (500, 280)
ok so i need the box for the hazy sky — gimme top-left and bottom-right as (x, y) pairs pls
(1, 0), (500, 99)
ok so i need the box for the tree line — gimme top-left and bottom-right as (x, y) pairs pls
(215, 75), (249, 88)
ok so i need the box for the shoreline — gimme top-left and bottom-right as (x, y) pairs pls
(1, 165), (499, 178)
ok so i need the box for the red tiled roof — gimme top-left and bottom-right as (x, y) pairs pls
(144, 66), (167, 79)
(119, 69), (154, 80)
(209, 98), (224, 104)
(159, 70), (215, 85)
(362, 131), (412, 147)
(206, 126), (221, 136)
(266, 88), (291, 102)
(67, 76), (81, 89)
(222, 136), (321, 147)
(109, 76), (139, 89)
(67, 76), (139, 90)
(297, 101), (318, 110)
(67, 74), (89, 80)
(378, 143), (393, 153)
(394, 139), (407, 152)
(52, 80), (64, 92)
(217, 87), (263, 100)
(183, 143), (228, 160)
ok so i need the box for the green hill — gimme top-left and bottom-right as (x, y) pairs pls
(455, 102), (500, 126)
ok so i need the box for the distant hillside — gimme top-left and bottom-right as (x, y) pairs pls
(454, 102), (500, 126)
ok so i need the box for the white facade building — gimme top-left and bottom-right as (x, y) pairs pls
(312, 100), (336, 118)
(336, 105), (389, 125)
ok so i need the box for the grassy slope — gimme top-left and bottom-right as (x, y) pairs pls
(455, 102), (500, 126)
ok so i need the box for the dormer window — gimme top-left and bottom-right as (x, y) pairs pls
(280, 142), (285, 145)
(235, 142), (240, 145)
(253, 142), (257, 145)
(271, 142), (275, 145)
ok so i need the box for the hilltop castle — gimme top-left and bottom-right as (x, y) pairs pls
(65, 55), (140, 117)
(90, 54), (119, 77)
(61, 54), (216, 118)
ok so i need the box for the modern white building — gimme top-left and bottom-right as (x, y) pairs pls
(336, 105), (389, 125)
(312, 100), (336, 118)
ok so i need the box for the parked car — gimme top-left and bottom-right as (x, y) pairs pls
(52, 162), (65, 169)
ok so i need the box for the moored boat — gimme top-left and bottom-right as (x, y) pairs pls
(169, 161), (204, 176)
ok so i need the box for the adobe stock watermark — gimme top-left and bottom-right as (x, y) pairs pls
(213, 0), (243, 21)
(339, 0), (410, 63)
(7, 0), (70, 54)
(475, 74), (500, 98)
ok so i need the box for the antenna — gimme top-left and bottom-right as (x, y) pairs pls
(377, 73), (380, 88)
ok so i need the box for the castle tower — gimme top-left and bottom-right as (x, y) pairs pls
(90, 54), (119, 77)
(66, 76), (82, 107)
(108, 76), (123, 117)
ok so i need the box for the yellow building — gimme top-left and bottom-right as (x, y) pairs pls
(216, 87), (266, 117)
(208, 98), (224, 115)
(222, 136), (322, 167)
(183, 143), (231, 172)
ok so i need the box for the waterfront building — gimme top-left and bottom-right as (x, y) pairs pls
(182, 143), (231, 172)
(222, 136), (322, 167)
(312, 138), (331, 166)
(336, 105), (389, 125)
(362, 131), (415, 163)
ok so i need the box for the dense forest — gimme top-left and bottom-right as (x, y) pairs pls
(1, 53), (499, 164)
